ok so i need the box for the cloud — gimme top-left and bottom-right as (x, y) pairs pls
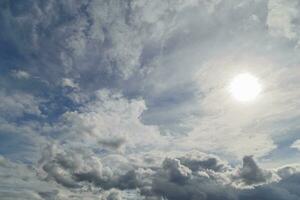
(138, 151), (292, 200)
(267, 0), (299, 40)
(100, 189), (122, 200)
(11, 70), (31, 79)
(98, 137), (127, 151)
(178, 151), (230, 172)
(61, 78), (79, 89)
(39, 144), (113, 189)
(277, 165), (300, 179)
(39, 143), (153, 193)
(38, 148), (297, 200)
(232, 156), (279, 188)
(1, 1), (300, 199)
(0, 155), (55, 200)
(2, 148), (300, 200)
(4, 0), (299, 161)
(290, 140), (300, 150)
(145, 152), (300, 200)
(0, 90), (42, 119)
(162, 158), (192, 183)
(51, 89), (165, 152)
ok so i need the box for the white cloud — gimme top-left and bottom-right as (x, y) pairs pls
(53, 89), (166, 152)
(267, 0), (299, 40)
(291, 140), (300, 150)
(62, 78), (79, 89)
(11, 70), (30, 79)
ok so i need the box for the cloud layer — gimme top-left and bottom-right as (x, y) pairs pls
(2, 149), (300, 199)
(1, 0), (300, 199)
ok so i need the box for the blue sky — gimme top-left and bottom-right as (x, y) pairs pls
(1, 0), (300, 199)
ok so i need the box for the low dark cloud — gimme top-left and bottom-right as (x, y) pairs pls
(233, 156), (274, 187)
(147, 154), (300, 200)
(98, 137), (127, 150)
(33, 146), (300, 200)
(1, 146), (300, 199)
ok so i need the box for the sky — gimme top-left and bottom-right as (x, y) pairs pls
(1, 0), (300, 199)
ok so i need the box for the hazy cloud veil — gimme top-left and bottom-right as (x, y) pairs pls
(1, 0), (300, 199)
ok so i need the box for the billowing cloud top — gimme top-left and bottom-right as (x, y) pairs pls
(1, 0), (300, 199)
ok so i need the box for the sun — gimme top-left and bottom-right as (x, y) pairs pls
(229, 73), (262, 102)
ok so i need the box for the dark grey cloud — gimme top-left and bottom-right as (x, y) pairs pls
(146, 154), (299, 200)
(99, 189), (122, 200)
(98, 137), (127, 150)
(39, 144), (113, 189)
(34, 147), (300, 200)
(178, 151), (229, 172)
(2, 146), (300, 199)
(233, 156), (274, 186)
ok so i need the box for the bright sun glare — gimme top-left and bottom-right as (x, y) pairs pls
(229, 73), (262, 102)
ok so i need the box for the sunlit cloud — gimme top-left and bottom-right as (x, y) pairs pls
(1, 0), (300, 199)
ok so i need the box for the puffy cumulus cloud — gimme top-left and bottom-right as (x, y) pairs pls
(142, 152), (300, 200)
(232, 156), (279, 188)
(36, 148), (215, 197)
(0, 154), (132, 199)
(2, 150), (300, 199)
(277, 165), (300, 179)
(161, 158), (192, 183)
(100, 189), (122, 200)
(37, 148), (289, 200)
(52, 89), (165, 152)
(38, 143), (155, 194)
(178, 151), (230, 172)
(39, 144), (114, 189)
(138, 151), (295, 200)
